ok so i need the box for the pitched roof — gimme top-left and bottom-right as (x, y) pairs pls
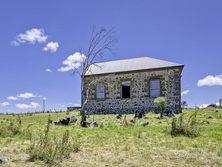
(85, 57), (184, 76)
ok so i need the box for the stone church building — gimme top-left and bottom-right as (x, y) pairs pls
(83, 57), (184, 114)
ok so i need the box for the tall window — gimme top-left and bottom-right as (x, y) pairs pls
(150, 79), (160, 97)
(96, 83), (105, 100)
(122, 81), (131, 98)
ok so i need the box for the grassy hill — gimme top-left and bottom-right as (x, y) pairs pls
(0, 108), (222, 166)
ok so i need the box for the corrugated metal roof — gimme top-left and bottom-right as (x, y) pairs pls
(85, 57), (184, 76)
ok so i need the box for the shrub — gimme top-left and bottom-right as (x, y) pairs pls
(99, 123), (104, 129)
(165, 111), (200, 137)
(154, 97), (166, 113)
(0, 122), (20, 137)
(68, 107), (73, 111)
(207, 104), (218, 108)
(0, 115), (32, 139)
(27, 117), (80, 165)
(23, 124), (33, 140)
(66, 110), (70, 115)
(0, 115), (22, 137)
(27, 130), (80, 165)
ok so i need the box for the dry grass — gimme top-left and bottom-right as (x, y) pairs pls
(0, 108), (222, 166)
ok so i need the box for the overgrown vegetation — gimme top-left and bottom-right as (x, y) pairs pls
(0, 115), (32, 139)
(0, 108), (222, 166)
(154, 97), (166, 113)
(165, 111), (200, 137)
(26, 115), (80, 165)
(27, 130), (80, 165)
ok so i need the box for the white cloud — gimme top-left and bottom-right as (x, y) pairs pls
(43, 97), (46, 100)
(58, 52), (86, 72)
(16, 102), (40, 109)
(181, 90), (190, 96)
(197, 74), (222, 87)
(8, 93), (38, 100)
(43, 42), (59, 52)
(45, 69), (52, 72)
(0, 102), (9, 107)
(11, 40), (20, 46)
(7, 96), (19, 100)
(17, 93), (36, 99)
(15, 28), (48, 44)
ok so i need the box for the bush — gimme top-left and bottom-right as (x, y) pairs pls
(0, 115), (22, 137)
(99, 123), (104, 129)
(154, 97), (166, 113)
(0, 122), (20, 137)
(27, 117), (80, 165)
(0, 115), (32, 139)
(166, 111), (200, 137)
(27, 130), (80, 165)
(207, 104), (218, 108)
(66, 110), (70, 115)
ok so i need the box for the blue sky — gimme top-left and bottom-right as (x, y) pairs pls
(0, 0), (222, 113)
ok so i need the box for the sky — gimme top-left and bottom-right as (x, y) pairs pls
(0, 0), (222, 113)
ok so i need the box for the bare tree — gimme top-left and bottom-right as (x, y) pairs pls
(73, 27), (117, 124)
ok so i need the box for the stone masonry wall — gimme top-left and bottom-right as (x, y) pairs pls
(83, 68), (182, 115)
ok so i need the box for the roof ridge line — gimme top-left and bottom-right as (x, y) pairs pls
(93, 56), (150, 64)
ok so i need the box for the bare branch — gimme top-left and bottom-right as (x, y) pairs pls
(72, 26), (117, 115)
(86, 27), (117, 67)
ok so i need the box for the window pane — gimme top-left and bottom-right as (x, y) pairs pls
(96, 84), (105, 100)
(150, 79), (160, 97)
(150, 89), (160, 97)
(150, 79), (160, 89)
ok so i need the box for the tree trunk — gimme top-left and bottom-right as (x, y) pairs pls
(80, 110), (86, 127)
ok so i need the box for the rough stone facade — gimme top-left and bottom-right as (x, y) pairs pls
(84, 68), (182, 115)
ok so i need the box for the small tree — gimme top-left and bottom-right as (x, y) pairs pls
(181, 101), (188, 109)
(154, 97), (166, 114)
(207, 103), (217, 108)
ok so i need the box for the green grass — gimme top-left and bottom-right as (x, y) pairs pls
(0, 108), (222, 166)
